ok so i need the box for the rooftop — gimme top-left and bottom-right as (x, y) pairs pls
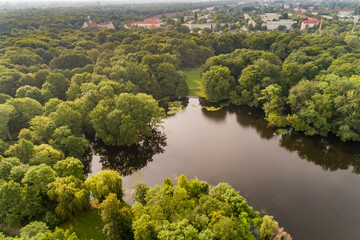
(303, 19), (320, 23)
(134, 19), (160, 25)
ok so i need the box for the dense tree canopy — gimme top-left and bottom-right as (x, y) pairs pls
(0, 2), (358, 239)
(90, 93), (164, 146)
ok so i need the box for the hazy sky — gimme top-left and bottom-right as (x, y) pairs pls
(0, 0), (155, 6)
(1, 0), (197, 4)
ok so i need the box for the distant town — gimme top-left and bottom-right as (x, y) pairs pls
(82, 1), (359, 34)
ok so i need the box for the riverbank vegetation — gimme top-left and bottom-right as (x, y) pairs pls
(0, 166), (285, 239)
(201, 32), (360, 141)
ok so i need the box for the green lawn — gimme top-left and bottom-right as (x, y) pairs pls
(61, 208), (106, 240)
(183, 68), (206, 97)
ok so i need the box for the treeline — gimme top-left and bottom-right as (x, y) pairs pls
(0, 28), (224, 149)
(201, 31), (360, 141)
(0, 1), (235, 32)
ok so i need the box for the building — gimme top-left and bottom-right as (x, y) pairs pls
(338, 11), (354, 18)
(83, 17), (115, 30)
(96, 21), (115, 30)
(301, 19), (320, 30)
(198, 14), (212, 20)
(244, 14), (256, 27)
(125, 19), (161, 29)
(83, 20), (97, 28)
(298, 14), (308, 19)
(184, 23), (230, 32)
(185, 23), (212, 31)
(322, 15), (334, 20)
(263, 20), (297, 30)
(260, 13), (281, 22)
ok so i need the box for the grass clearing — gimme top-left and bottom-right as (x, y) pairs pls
(183, 68), (206, 97)
(189, 88), (206, 97)
(61, 208), (106, 240)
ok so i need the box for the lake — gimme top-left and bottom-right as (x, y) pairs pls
(90, 97), (360, 240)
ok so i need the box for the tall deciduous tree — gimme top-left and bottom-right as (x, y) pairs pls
(100, 193), (133, 240)
(5, 98), (43, 137)
(5, 139), (34, 164)
(0, 104), (16, 140)
(0, 180), (25, 228)
(47, 176), (89, 221)
(90, 93), (164, 146)
(85, 170), (123, 202)
(53, 157), (85, 181)
(202, 66), (235, 102)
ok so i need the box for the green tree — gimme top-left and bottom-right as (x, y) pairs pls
(50, 126), (89, 159)
(18, 74), (37, 87)
(47, 176), (89, 221)
(0, 157), (21, 181)
(0, 75), (18, 96)
(85, 170), (123, 202)
(29, 144), (64, 166)
(90, 93), (164, 146)
(158, 219), (198, 240)
(132, 183), (150, 206)
(9, 164), (29, 183)
(20, 221), (50, 238)
(42, 73), (70, 100)
(100, 193), (134, 240)
(0, 180), (25, 228)
(22, 164), (56, 193)
(49, 54), (93, 70)
(49, 102), (83, 136)
(260, 215), (279, 240)
(5, 139), (34, 164)
(0, 104), (16, 140)
(6, 98), (43, 136)
(15, 85), (43, 103)
(202, 66), (235, 102)
(38, 227), (79, 240)
(53, 157), (85, 181)
(280, 62), (304, 92)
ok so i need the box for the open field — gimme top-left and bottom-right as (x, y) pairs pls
(183, 68), (206, 97)
(61, 208), (106, 240)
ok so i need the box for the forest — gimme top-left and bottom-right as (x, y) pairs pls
(0, 1), (359, 239)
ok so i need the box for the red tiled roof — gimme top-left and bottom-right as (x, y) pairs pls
(97, 21), (114, 27)
(303, 19), (320, 23)
(98, 21), (111, 26)
(134, 19), (160, 25)
(298, 14), (308, 19)
(84, 21), (97, 27)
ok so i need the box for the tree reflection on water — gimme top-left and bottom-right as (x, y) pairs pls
(89, 130), (167, 176)
(200, 99), (360, 174)
(279, 134), (360, 174)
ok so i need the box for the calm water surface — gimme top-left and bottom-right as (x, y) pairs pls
(90, 98), (360, 240)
